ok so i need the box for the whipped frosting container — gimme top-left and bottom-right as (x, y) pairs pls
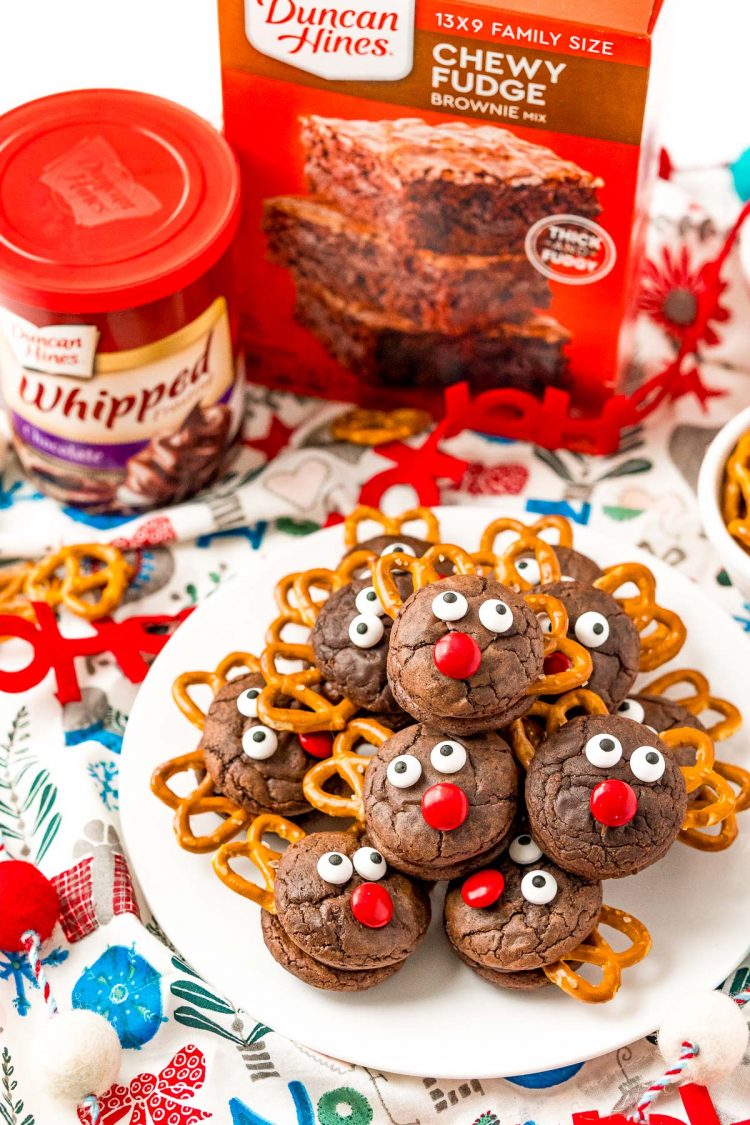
(0, 89), (242, 511)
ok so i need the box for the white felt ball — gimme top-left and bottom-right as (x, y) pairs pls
(658, 991), (748, 1085)
(36, 1010), (122, 1100)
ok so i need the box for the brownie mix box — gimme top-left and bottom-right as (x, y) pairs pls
(218, 0), (668, 414)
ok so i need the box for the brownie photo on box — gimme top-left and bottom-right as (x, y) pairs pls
(262, 115), (603, 396)
(300, 116), (602, 256)
(263, 195), (550, 333)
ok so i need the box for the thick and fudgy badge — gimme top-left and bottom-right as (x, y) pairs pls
(525, 714), (687, 879)
(387, 574), (545, 733)
(201, 672), (313, 817)
(363, 723), (517, 880)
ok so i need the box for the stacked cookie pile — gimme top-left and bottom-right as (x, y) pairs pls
(154, 507), (749, 1002)
(263, 117), (601, 394)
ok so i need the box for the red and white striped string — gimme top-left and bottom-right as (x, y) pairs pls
(629, 988), (750, 1122)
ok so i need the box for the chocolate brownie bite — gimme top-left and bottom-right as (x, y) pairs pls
(363, 723), (518, 881)
(261, 911), (403, 991)
(387, 574), (545, 734)
(311, 575), (410, 715)
(525, 714), (687, 880)
(444, 837), (601, 976)
(538, 581), (640, 709)
(516, 546), (602, 587)
(616, 695), (705, 767)
(201, 673), (312, 817)
(274, 831), (431, 971)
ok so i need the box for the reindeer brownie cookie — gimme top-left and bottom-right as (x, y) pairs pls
(214, 816), (431, 991)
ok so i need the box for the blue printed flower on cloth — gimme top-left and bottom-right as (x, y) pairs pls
(72, 944), (164, 1048)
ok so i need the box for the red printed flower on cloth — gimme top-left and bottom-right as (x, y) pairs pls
(78, 1044), (211, 1125)
(460, 462), (529, 497)
(639, 245), (730, 348)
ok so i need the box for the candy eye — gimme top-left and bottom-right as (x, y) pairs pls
(574, 611), (610, 648)
(386, 754), (422, 788)
(430, 739), (467, 774)
(521, 870), (558, 905)
(317, 851), (353, 884)
(432, 589), (468, 622)
(516, 557), (541, 585)
(630, 745), (666, 783)
(478, 598), (513, 633)
(381, 542), (416, 557)
(617, 698), (646, 724)
(355, 586), (386, 617)
(352, 847), (387, 881)
(509, 834), (543, 865)
(348, 614), (385, 649)
(241, 725), (278, 760)
(236, 687), (260, 718)
(585, 732), (623, 768)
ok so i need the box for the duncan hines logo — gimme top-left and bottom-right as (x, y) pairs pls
(245, 0), (415, 80)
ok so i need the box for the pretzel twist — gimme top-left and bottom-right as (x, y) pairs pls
(594, 563), (686, 671)
(258, 640), (357, 732)
(641, 668), (742, 742)
(509, 690), (609, 769)
(0, 563), (36, 625)
(343, 505), (440, 549)
(213, 814), (307, 912)
(722, 433), (750, 550)
(372, 544), (479, 619)
(543, 905), (652, 1003)
(331, 408), (432, 446)
(23, 543), (133, 620)
(290, 549), (377, 627)
(522, 593), (593, 697)
(172, 652), (261, 730)
(303, 717), (393, 824)
(150, 749), (251, 853)
(477, 519), (565, 589)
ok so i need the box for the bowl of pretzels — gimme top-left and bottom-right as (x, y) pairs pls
(698, 403), (750, 599)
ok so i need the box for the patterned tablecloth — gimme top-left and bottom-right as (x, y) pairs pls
(1, 172), (750, 1125)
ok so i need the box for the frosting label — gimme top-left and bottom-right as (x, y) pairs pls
(245, 0), (415, 81)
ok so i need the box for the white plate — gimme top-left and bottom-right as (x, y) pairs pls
(120, 508), (750, 1079)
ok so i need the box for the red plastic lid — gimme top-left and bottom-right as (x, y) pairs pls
(0, 89), (241, 313)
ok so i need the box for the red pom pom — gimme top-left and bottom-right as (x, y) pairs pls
(0, 861), (60, 951)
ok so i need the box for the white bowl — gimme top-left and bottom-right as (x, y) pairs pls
(697, 403), (750, 599)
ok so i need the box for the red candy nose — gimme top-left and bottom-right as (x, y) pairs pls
(461, 869), (505, 909)
(422, 782), (469, 831)
(543, 651), (572, 676)
(590, 779), (638, 827)
(350, 882), (394, 928)
(299, 731), (333, 760)
(433, 632), (481, 679)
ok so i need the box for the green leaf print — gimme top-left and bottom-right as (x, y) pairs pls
(0, 707), (61, 863)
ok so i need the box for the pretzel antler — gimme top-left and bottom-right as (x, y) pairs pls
(303, 717), (393, 825)
(24, 543), (134, 620)
(522, 593), (593, 697)
(151, 749), (251, 853)
(213, 814), (306, 912)
(343, 505), (441, 549)
(172, 651), (261, 730)
(509, 690), (608, 769)
(641, 668), (742, 742)
(372, 544), (479, 619)
(543, 904), (652, 1003)
(258, 640), (357, 732)
(594, 563), (686, 671)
